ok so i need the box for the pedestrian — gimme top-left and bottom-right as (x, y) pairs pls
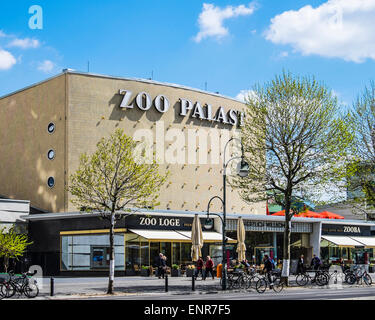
(297, 254), (305, 274)
(157, 253), (166, 279)
(204, 256), (214, 280)
(195, 256), (204, 280)
(262, 254), (274, 287)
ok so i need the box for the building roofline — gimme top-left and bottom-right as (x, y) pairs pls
(21, 208), (375, 226)
(0, 70), (245, 105)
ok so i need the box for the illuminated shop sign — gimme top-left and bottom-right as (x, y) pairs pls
(119, 89), (245, 127)
(125, 214), (212, 231)
(226, 219), (312, 233)
(322, 224), (371, 236)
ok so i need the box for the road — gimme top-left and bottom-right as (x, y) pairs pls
(78, 286), (375, 300)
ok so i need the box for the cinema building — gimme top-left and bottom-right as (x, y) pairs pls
(1, 70), (375, 276)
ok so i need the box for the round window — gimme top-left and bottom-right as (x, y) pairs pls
(47, 123), (55, 134)
(47, 150), (55, 160)
(47, 177), (55, 188)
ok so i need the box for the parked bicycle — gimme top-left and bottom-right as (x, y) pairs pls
(0, 270), (39, 299)
(345, 265), (372, 286)
(255, 270), (284, 293)
(295, 268), (329, 287)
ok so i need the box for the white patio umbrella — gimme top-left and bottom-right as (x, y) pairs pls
(236, 217), (246, 262)
(191, 214), (203, 262)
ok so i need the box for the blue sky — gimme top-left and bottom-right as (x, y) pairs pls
(1, 0), (375, 108)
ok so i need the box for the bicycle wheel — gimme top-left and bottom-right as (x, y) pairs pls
(316, 273), (329, 286)
(296, 274), (308, 286)
(346, 274), (356, 285)
(363, 274), (372, 286)
(0, 282), (15, 298)
(24, 283), (39, 298)
(272, 278), (284, 293)
(256, 278), (267, 294)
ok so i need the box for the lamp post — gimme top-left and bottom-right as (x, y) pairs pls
(205, 137), (249, 290)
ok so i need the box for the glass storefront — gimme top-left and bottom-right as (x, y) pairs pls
(226, 231), (310, 265)
(320, 242), (374, 264)
(60, 231), (228, 272)
(61, 233), (125, 271)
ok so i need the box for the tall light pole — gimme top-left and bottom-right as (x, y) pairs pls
(205, 137), (249, 290)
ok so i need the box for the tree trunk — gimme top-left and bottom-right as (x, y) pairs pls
(281, 188), (292, 286)
(4, 257), (9, 273)
(107, 212), (115, 294)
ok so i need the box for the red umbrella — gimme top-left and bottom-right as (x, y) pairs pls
(271, 210), (285, 216)
(319, 211), (344, 219)
(296, 210), (322, 218)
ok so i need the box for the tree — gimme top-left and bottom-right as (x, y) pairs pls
(348, 81), (375, 220)
(0, 227), (32, 273)
(68, 129), (169, 294)
(232, 72), (353, 284)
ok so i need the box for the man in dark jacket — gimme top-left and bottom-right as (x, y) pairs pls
(297, 254), (305, 274)
(263, 255), (274, 285)
(157, 253), (166, 279)
(310, 254), (321, 283)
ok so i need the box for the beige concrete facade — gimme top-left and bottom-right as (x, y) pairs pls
(0, 71), (265, 215)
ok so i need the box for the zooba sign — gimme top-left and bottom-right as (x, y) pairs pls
(322, 224), (371, 236)
(119, 89), (245, 127)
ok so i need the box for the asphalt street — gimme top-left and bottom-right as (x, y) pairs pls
(9, 275), (375, 300)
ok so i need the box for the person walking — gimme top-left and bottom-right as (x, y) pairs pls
(204, 256), (215, 280)
(195, 256), (204, 280)
(297, 254), (305, 274)
(157, 253), (166, 279)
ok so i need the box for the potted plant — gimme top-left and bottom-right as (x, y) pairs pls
(186, 265), (195, 277)
(369, 263), (374, 273)
(140, 265), (150, 276)
(171, 264), (181, 277)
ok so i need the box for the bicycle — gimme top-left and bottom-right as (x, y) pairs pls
(295, 269), (329, 287)
(256, 271), (284, 293)
(0, 270), (39, 299)
(345, 266), (372, 286)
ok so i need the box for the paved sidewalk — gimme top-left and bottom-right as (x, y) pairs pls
(3, 273), (374, 300)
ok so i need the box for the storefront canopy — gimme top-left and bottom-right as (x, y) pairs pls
(128, 229), (235, 243)
(350, 237), (375, 248)
(321, 235), (365, 248)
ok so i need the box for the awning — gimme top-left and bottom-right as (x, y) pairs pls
(128, 229), (235, 242)
(321, 235), (365, 247)
(350, 237), (375, 248)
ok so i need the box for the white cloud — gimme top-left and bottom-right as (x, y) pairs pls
(265, 0), (375, 63)
(235, 89), (257, 102)
(0, 49), (16, 70)
(37, 60), (55, 73)
(194, 3), (256, 42)
(8, 38), (40, 49)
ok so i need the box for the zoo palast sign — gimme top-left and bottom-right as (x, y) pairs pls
(119, 89), (245, 127)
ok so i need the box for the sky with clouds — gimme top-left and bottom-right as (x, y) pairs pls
(1, 0), (375, 108)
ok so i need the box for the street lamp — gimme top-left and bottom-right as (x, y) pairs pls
(205, 137), (249, 290)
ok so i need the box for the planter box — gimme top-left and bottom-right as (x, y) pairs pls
(140, 269), (150, 277)
(186, 269), (194, 277)
(171, 269), (181, 277)
(125, 269), (136, 276)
